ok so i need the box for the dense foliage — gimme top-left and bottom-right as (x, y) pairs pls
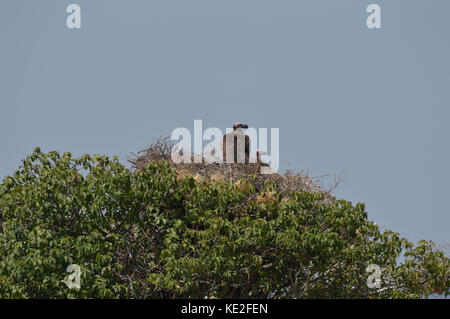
(0, 148), (448, 298)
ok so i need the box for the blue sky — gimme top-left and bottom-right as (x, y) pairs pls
(0, 0), (449, 246)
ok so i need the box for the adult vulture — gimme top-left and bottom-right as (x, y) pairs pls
(222, 122), (250, 163)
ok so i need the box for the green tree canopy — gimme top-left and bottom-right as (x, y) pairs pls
(0, 148), (448, 298)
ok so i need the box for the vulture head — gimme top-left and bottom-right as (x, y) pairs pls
(233, 122), (249, 130)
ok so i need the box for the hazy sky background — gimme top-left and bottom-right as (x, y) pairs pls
(0, 1), (449, 246)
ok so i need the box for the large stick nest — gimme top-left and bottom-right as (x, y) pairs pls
(129, 137), (335, 204)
